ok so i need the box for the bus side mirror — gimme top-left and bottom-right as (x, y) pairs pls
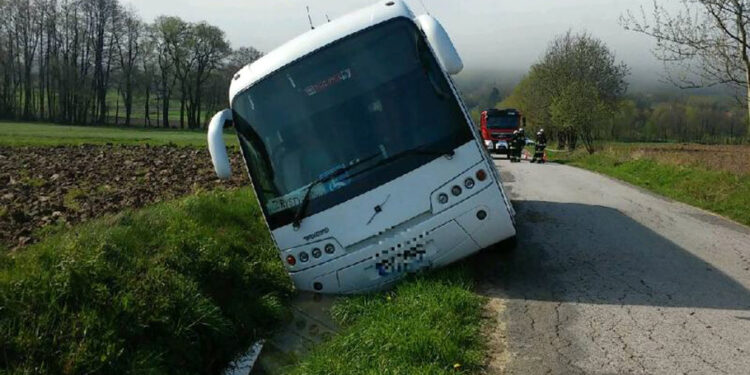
(207, 109), (233, 180)
(415, 15), (463, 75)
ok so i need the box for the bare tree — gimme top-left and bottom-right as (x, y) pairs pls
(113, 6), (142, 126)
(80, 0), (119, 123)
(139, 28), (157, 127)
(153, 18), (230, 129)
(13, 0), (42, 119)
(225, 46), (263, 74)
(0, 0), (10, 117)
(622, 0), (750, 135)
(0, 0), (259, 127)
(153, 16), (183, 128)
(186, 22), (230, 129)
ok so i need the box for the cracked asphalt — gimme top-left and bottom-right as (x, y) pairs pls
(475, 159), (750, 374)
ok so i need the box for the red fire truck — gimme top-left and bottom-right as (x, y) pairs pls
(480, 108), (524, 157)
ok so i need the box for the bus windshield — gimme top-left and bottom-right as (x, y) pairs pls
(231, 18), (473, 229)
(487, 115), (520, 130)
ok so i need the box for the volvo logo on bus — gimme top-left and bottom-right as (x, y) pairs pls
(303, 227), (330, 242)
(367, 194), (391, 225)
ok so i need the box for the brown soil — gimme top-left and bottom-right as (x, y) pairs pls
(480, 294), (509, 374)
(0, 145), (248, 250)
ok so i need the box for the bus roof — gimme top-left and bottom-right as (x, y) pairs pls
(229, 0), (415, 102)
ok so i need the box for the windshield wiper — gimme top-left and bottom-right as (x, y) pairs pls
(292, 145), (455, 229)
(293, 152), (381, 229)
(346, 145), (455, 182)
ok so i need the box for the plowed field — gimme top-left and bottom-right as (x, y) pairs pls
(0, 145), (247, 249)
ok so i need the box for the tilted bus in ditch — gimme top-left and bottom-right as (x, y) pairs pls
(207, 0), (516, 294)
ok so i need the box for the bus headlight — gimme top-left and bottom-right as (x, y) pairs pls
(464, 178), (475, 189)
(451, 185), (462, 196)
(312, 248), (322, 258)
(299, 252), (310, 263)
(438, 193), (449, 204)
(324, 243), (335, 254)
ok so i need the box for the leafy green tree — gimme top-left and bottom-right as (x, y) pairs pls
(550, 81), (612, 153)
(504, 31), (629, 152)
(648, 101), (687, 141)
(609, 99), (639, 140)
(502, 70), (552, 129)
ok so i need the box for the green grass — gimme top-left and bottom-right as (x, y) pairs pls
(291, 266), (487, 375)
(552, 147), (750, 226)
(0, 188), (293, 374)
(0, 121), (238, 147)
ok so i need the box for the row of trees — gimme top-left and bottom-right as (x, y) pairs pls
(501, 31), (630, 153)
(493, 29), (748, 151)
(472, 83), (749, 145)
(0, 0), (262, 128)
(607, 94), (748, 143)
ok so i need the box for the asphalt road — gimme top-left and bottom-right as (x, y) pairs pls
(475, 158), (750, 374)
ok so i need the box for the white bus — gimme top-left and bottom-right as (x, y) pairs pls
(207, 0), (516, 294)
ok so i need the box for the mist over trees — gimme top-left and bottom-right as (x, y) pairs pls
(622, 0), (750, 136)
(0, 0), (261, 128)
(458, 31), (749, 148)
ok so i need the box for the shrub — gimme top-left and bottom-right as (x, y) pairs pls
(0, 189), (292, 374)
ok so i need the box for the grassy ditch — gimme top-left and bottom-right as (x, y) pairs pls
(0, 188), (292, 374)
(1, 178), (492, 373)
(551, 144), (750, 226)
(0, 121), (238, 147)
(291, 266), (487, 375)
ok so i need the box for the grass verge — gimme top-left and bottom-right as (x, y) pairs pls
(551, 146), (750, 226)
(0, 188), (292, 374)
(0, 121), (237, 147)
(291, 266), (487, 375)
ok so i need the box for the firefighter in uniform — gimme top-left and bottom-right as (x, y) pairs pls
(532, 128), (547, 163)
(515, 128), (526, 161)
(509, 130), (520, 162)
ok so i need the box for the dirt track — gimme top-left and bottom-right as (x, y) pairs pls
(476, 159), (750, 374)
(0, 145), (246, 249)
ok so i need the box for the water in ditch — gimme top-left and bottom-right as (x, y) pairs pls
(224, 292), (340, 375)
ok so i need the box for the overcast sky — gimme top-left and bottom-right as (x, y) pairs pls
(123, 0), (666, 86)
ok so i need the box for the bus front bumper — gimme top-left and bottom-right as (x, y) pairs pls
(289, 184), (516, 294)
